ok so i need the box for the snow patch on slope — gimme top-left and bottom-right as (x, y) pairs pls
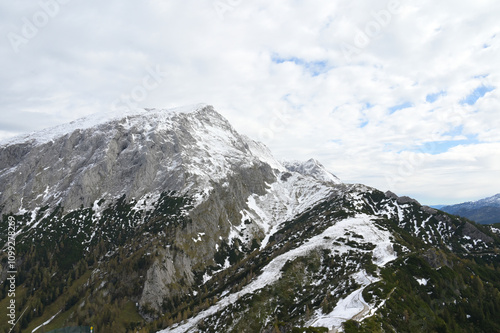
(308, 283), (368, 331)
(306, 216), (396, 332)
(159, 215), (396, 333)
(31, 310), (61, 332)
(240, 171), (336, 249)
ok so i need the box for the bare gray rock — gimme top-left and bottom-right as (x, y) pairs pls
(462, 221), (493, 243)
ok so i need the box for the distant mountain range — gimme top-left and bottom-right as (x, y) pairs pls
(436, 194), (500, 225)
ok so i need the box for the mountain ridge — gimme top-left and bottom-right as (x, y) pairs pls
(0, 103), (209, 146)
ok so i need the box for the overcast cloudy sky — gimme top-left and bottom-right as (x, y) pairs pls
(1, 0), (499, 205)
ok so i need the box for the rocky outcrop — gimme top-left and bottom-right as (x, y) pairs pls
(462, 221), (493, 243)
(422, 248), (453, 269)
(384, 191), (421, 206)
(140, 249), (195, 317)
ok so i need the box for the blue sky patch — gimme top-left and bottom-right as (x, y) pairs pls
(425, 137), (479, 155)
(271, 55), (329, 76)
(413, 134), (479, 155)
(359, 119), (369, 128)
(461, 85), (494, 105)
(426, 91), (446, 103)
(388, 102), (413, 114)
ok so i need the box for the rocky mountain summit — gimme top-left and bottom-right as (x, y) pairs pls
(0, 104), (280, 214)
(282, 159), (341, 184)
(1, 105), (499, 333)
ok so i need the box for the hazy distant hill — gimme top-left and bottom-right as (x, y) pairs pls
(440, 194), (500, 225)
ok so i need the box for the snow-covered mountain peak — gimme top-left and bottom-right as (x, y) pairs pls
(476, 193), (500, 207)
(283, 158), (341, 184)
(0, 103), (210, 147)
(443, 193), (500, 210)
(0, 104), (283, 214)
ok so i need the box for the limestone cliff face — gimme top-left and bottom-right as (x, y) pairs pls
(137, 159), (279, 312)
(0, 105), (278, 216)
(140, 248), (195, 316)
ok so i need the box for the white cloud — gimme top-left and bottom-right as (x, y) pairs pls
(0, 0), (499, 205)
